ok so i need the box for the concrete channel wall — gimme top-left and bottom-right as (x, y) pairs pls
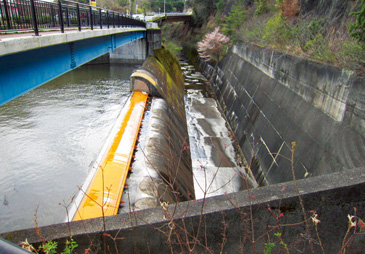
(89, 28), (162, 64)
(110, 28), (162, 64)
(201, 42), (365, 186)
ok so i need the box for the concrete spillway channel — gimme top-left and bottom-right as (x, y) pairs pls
(67, 49), (257, 222)
(182, 62), (257, 199)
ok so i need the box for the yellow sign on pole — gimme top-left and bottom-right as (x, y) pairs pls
(90, 0), (96, 8)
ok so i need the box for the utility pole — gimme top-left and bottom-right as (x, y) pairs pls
(164, 0), (165, 15)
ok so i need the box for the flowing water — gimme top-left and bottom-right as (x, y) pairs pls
(0, 64), (136, 233)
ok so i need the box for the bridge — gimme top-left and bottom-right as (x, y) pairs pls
(133, 12), (192, 24)
(150, 13), (192, 24)
(0, 0), (161, 106)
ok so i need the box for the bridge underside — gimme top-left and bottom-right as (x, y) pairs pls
(0, 30), (145, 106)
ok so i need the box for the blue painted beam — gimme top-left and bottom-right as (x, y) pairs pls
(0, 30), (145, 106)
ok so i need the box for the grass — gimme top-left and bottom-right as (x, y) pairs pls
(161, 0), (364, 73)
(233, 1), (365, 72)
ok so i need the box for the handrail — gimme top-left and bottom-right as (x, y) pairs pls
(0, 0), (146, 36)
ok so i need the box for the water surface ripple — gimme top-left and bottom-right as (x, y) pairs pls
(0, 64), (135, 233)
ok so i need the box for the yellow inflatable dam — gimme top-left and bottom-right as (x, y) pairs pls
(71, 91), (148, 221)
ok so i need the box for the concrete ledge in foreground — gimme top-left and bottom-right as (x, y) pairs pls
(1, 167), (365, 253)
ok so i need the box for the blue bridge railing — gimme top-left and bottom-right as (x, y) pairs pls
(0, 0), (146, 36)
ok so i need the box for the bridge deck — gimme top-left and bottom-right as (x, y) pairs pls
(0, 28), (105, 40)
(0, 27), (146, 57)
(0, 27), (146, 106)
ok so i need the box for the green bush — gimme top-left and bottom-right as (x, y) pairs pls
(164, 40), (183, 57)
(349, 0), (365, 49)
(262, 13), (293, 49)
(295, 18), (327, 50)
(255, 0), (269, 15)
(222, 2), (246, 41)
(216, 0), (225, 13)
(339, 40), (365, 70)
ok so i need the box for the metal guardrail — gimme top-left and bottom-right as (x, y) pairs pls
(0, 0), (146, 36)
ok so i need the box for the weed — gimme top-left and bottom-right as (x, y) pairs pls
(349, 0), (365, 49)
(303, 34), (333, 61)
(339, 40), (365, 70)
(264, 241), (276, 254)
(255, 0), (269, 15)
(222, 1), (246, 41)
(163, 40), (183, 57)
(264, 232), (289, 253)
(39, 240), (58, 254)
(262, 13), (293, 49)
(21, 237), (78, 254)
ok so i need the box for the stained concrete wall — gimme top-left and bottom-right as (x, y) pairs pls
(92, 28), (161, 64)
(201, 42), (365, 185)
(110, 38), (147, 64)
(147, 29), (162, 57)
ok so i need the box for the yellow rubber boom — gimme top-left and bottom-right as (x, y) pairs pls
(73, 91), (148, 221)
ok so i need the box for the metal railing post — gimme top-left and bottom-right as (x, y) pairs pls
(112, 12), (115, 28)
(58, 0), (64, 33)
(99, 8), (102, 29)
(51, 6), (56, 27)
(2, 0), (11, 29)
(76, 3), (81, 31)
(89, 6), (93, 30)
(106, 10), (109, 28)
(29, 0), (39, 36)
(65, 6), (69, 27)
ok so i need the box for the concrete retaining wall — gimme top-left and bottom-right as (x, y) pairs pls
(110, 38), (147, 64)
(201, 42), (365, 185)
(147, 29), (162, 57)
(91, 28), (161, 65)
(2, 167), (364, 253)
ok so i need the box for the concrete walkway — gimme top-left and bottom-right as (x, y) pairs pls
(0, 27), (146, 56)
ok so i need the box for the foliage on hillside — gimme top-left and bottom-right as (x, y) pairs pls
(197, 27), (230, 64)
(164, 0), (364, 72)
(349, 0), (365, 50)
